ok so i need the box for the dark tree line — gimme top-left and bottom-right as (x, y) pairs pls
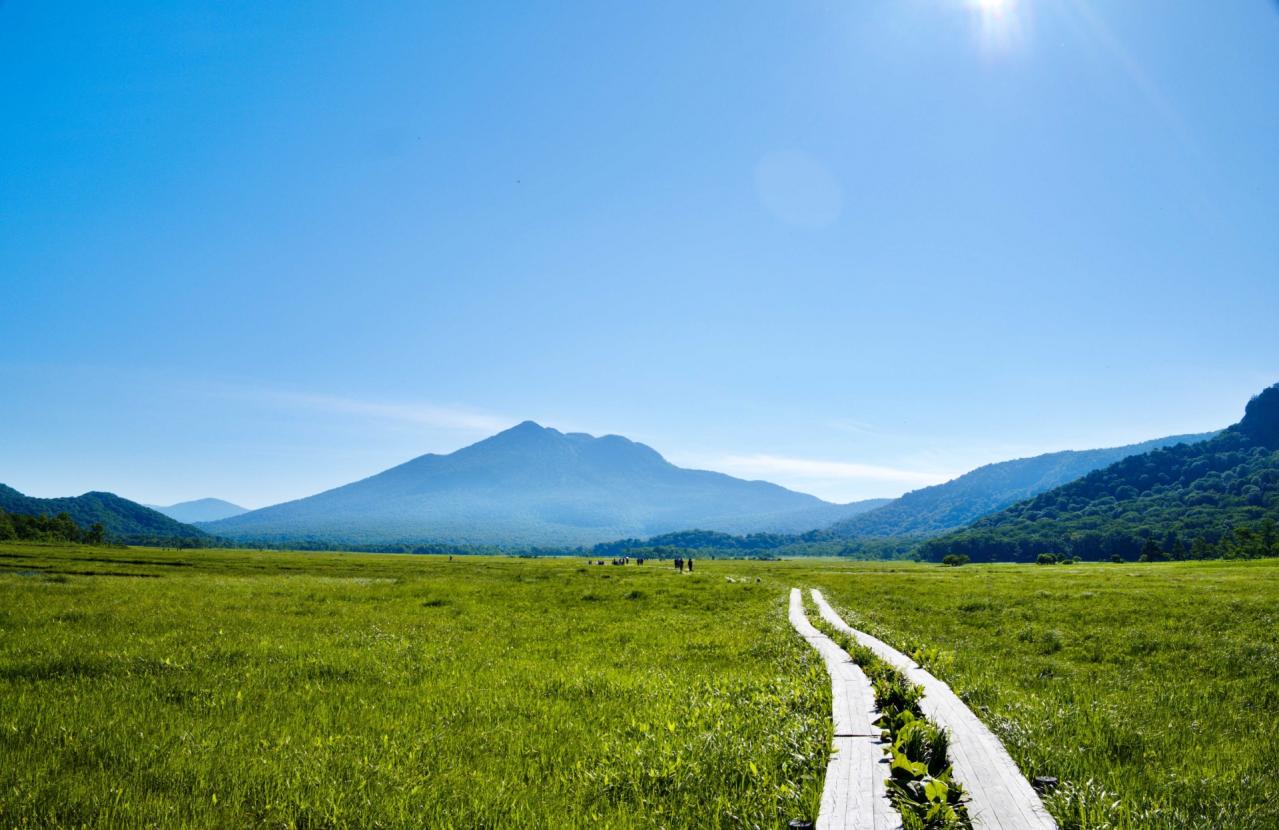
(0, 508), (106, 545)
(590, 528), (921, 560)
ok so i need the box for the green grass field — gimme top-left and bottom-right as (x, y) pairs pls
(2, 544), (1276, 829)
(0, 545), (829, 828)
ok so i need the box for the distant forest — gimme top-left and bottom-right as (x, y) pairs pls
(919, 387), (1279, 563)
(590, 529), (920, 560)
(920, 433), (1279, 562)
(0, 484), (212, 547)
(0, 508), (107, 545)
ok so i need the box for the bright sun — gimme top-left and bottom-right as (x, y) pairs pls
(965, 0), (1021, 52)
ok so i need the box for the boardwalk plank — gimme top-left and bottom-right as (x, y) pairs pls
(788, 589), (902, 830)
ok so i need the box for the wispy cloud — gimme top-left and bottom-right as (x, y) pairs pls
(715, 454), (956, 486)
(195, 380), (514, 434)
(267, 391), (512, 433)
(825, 418), (879, 436)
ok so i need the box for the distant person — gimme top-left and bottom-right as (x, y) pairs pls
(675, 557), (683, 572)
(686, 557), (693, 573)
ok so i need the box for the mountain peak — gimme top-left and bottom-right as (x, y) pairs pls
(202, 422), (839, 545)
(1236, 383), (1279, 448)
(491, 420), (560, 440)
(146, 497), (249, 523)
(472, 420), (563, 451)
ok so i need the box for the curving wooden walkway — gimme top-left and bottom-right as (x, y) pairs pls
(788, 589), (902, 830)
(810, 589), (1057, 830)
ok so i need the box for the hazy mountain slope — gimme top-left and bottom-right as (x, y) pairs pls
(825, 432), (1216, 539)
(146, 498), (248, 523)
(921, 384), (1279, 562)
(758, 498), (892, 532)
(0, 484), (210, 544)
(201, 422), (879, 545)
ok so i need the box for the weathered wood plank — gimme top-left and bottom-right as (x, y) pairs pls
(788, 589), (902, 830)
(810, 589), (1057, 830)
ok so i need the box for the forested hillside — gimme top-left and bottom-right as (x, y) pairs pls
(825, 432), (1214, 539)
(0, 508), (107, 545)
(0, 485), (211, 546)
(921, 384), (1279, 562)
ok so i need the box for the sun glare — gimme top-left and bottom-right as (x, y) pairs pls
(964, 0), (1023, 54)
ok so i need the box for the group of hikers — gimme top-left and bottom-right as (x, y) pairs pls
(584, 555), (692, 571)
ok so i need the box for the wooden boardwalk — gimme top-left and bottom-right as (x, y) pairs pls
(788, 589), (902, 830)
(810, 590), (1058, 830)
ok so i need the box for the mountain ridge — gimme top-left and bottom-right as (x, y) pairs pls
(201, 422), (885, 545)
(821, 431), (1218, 540)
(920, 383), (1278, 561)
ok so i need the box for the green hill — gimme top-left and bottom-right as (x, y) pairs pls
(824, 432), (1215, 540)
(0, 485), (211, 546)
(920, 383), (1279, 562)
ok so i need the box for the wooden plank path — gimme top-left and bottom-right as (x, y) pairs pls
(810, 589), (1058, 830)
(788, 588), (902, 830)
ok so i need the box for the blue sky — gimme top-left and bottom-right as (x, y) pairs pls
(3, 1), (1277, 508)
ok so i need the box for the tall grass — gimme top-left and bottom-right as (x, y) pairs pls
(3, 546), (1276, 829)
(0, 545), (829, 828)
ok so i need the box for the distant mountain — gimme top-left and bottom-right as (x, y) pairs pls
(146, 498), (248, 523)
(200, 422), (885, 546)
(0, 484), (211, 545)
(823, 432), (1217, 540)
(920, 383), (1279, 562)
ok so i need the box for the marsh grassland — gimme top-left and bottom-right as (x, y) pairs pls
(0, 545), (828, 828)
(1, 545), (1276, 829)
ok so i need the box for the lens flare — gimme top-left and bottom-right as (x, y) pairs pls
(965, 0), (1024, 54)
